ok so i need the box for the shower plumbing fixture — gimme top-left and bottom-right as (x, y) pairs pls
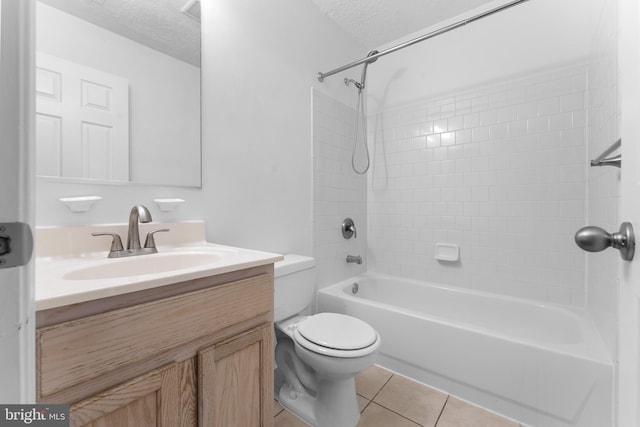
(345, 50), (378, 175)
(344, 78), (363, 90)
(342, 218), (357, 239)
(342, 50), (379, 92)
(346, 255), (362, 264)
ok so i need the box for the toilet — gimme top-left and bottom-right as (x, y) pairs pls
(274, 255), (381, 427)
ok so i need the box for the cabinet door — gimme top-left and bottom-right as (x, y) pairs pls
(199, 324), (273, 427)
(69, 363), (179, 427)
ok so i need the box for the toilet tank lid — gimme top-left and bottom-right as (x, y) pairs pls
(274, 254), (316, 278)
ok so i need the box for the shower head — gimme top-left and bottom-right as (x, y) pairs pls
(344, 78), (363, 90)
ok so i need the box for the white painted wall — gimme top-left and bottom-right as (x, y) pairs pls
(35, 179), (204, 226)
(200, 0), (364, 254)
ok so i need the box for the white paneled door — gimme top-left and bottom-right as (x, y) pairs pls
(618, 0), (640, 425)
(35, 53), (129, 181)
(0, 0), (35, 403)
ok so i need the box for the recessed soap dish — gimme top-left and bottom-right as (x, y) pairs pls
(59, 196), (102, 213)
(154, 198), (185, 212)
(434, 243), (460, 262)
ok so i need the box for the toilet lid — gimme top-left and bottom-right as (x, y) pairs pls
(296, 313), (378, 350)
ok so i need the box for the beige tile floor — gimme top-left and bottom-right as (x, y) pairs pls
(274, 365), (522, 427)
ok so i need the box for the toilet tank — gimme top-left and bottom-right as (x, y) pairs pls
(274, 254), (316, 322)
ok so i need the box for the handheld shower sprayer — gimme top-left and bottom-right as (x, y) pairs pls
(347, 50), (379, 175)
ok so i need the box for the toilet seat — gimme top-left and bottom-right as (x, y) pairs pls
(293, 313), (380, 358)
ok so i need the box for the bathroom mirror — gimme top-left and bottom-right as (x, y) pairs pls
(34, 0), (201, 188)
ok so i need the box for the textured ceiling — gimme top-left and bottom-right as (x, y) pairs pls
(38, 0), (509, 68)
(310, 0), (500, 49)
(37, 0), (200, 67)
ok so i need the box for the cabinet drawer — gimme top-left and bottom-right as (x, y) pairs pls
(38, 274), (272, 398)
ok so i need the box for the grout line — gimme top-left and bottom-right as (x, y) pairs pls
(433, 395), (450, 426)
(367, 401), (423, 427)
(357, 393), (373, 414)
(369, 372), (394, 402)
(359, 372), (392, 416)
(366, 373), (429, 427)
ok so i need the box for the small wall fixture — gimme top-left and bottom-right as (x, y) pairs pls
(434, 243), (460, 262)
(342, 218), (357, 239)
(59, 196), (102, 213)
(575, 222), (635, 261)
(590, 138), (621, 168)
(154, 198), (185, 212)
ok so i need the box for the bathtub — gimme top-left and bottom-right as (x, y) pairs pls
(317, 273), (613, 427)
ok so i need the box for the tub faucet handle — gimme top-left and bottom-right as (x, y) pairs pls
(342, 218), (357, 239)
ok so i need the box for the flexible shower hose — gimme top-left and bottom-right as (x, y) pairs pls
(352, 87), (370, 175)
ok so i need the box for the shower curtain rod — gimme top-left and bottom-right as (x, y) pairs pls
(317, 0), (532, 82)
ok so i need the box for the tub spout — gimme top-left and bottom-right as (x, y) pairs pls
(346, 255), (362, 264)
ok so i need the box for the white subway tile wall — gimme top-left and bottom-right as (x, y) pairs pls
(313, 89), (367, 288)
(587, 0), (619, 357)
(367, 64), (588, 306)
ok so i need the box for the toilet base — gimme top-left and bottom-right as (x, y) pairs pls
(278, 382), (317, 426)
(277, 376), (360, 427)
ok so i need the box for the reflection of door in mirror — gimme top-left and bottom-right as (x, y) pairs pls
(36, 53), (130, 181)
(35, 0), (201, 187)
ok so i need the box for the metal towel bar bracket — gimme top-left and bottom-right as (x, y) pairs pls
(590, 138), (621, 168)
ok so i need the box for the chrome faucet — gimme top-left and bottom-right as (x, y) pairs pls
(92, 205), (169, 258)
(127, 205), (152, 250)
(346, 255), (362, 264)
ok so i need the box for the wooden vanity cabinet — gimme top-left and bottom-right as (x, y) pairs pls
(198, 325), (272, 426)
(69, 362), (180, 427)
(36, 265), (275, 427)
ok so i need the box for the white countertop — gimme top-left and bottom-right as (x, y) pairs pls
(36, 243), (282, 311)
(35, 221), (283, 311)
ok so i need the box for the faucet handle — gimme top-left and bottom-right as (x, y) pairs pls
(91, 232), (124, 253)
(342, 218), (357, 239)
(144, 229), (170, 250)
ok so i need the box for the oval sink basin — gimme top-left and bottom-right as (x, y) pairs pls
(63, 252), (225, 280)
